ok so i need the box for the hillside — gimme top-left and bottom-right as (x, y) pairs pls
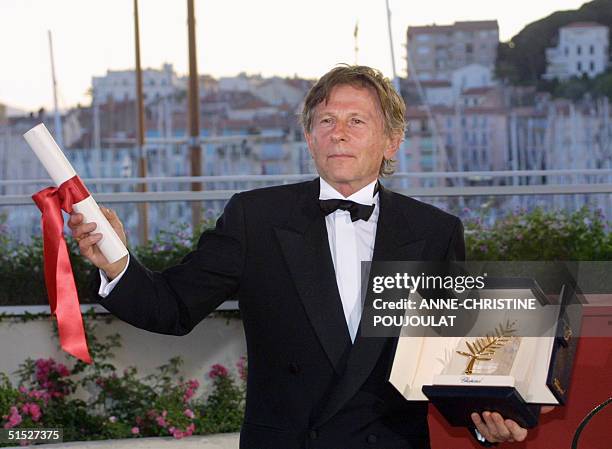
(496, 0), (612, 84)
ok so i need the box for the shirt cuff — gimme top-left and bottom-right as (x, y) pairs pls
(98, 253), (130, 298)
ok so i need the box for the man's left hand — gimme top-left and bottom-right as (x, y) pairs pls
(471, 407), (555, 443)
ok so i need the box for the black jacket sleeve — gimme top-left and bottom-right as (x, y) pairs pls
(90, 193), (247, 336)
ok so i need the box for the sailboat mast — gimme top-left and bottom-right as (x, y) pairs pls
(48, 30), (63, 147)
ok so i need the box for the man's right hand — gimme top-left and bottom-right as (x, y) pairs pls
(68, 207), (128, 280)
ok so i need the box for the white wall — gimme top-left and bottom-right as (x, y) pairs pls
(0, 313), (247, 394)
(451, 64), (495, 98)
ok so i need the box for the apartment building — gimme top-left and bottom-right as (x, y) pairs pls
(407, 20), (499, 81)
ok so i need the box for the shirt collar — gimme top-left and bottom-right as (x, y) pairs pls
(319, 177), (378, 205)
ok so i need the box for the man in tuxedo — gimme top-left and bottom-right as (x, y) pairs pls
(70, 65), (534, 448)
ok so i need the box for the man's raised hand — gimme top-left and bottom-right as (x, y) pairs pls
(68, 206), (128, 280)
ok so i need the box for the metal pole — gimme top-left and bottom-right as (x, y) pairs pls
(384, 0), (400, 93)
(133, 0), (148, 243)
(354, 21), (359, 65)
(48, 30), (63, 148)
(187, 0), (202, 234)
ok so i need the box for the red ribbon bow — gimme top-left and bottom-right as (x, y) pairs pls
(32, 175), (92, 364)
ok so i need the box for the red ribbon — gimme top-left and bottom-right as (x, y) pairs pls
(32, 175), (92, 364)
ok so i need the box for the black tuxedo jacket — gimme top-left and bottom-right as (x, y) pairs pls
(93, 178), (465, 449)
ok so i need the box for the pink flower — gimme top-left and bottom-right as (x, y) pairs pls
(33, 358), (70, 398)
(21, 403), (42, 422)
(109, 416), (117, 423)
(184, 408), (195, 419)
(236, 356), (247, 381)
(156, 416), (167, 427)
(3, 406), (22, 429)
(27, 389), (51, 405)
(57, 363), (70, 377)
(131, 426), (140, 435)
(183, 379), (200, 402)
(209, 364), (228, 379)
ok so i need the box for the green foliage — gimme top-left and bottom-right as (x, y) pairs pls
(536, 70), (612, 101)
(0, 219), (215, 306)
(196, 362), (246, 434)
(134, 219), (215, 271)
(0, 313), (246, 445)
(465, 206), (612, 260)
(496, 0), (612, 85)
(0, 373), (19, 419)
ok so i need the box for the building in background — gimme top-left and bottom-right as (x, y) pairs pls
(0, 73), (314, 243)
(544, 22), (610, 80)
(92, 63), (179, 105)
(407, 20), (499, 81)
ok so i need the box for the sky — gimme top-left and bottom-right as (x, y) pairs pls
(0, 0), (590, 112)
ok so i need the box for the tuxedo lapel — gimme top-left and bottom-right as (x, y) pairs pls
(274, 179), (352, 375)
(312, 184), (427, 428)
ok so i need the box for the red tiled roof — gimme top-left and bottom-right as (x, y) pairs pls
(235, 98), (271, 110)
(462, 87), (495, 95)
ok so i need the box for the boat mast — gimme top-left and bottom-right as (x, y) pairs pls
(48, 30), (63, 147)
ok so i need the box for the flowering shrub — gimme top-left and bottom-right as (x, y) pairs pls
(464, 206), (612, 260)
(194, 360), (246, 435)
(0, 313), (246, 445)
(133, 219), (215, 272)
(0, 219), (215, 306)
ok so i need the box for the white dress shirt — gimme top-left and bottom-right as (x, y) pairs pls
(319, 178), (379, 343)
(100, 178), (380, 344)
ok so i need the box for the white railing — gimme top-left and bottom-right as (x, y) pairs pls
(1, 170), (612, 205)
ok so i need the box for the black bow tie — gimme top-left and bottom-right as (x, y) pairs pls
(319, 199), (375, 222)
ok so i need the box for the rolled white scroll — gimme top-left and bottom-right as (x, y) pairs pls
(23, 123), (129, 264)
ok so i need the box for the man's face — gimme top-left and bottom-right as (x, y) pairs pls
(304, 84), (400, 196)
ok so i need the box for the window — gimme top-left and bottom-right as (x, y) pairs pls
(466, 43), (473, 53)
(590, 61), (595, 71)
(590, 45), (594, 55)
(577, 45), (582, 55)
(577, 61), (582, 71)
(565, 46), (569, 56)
